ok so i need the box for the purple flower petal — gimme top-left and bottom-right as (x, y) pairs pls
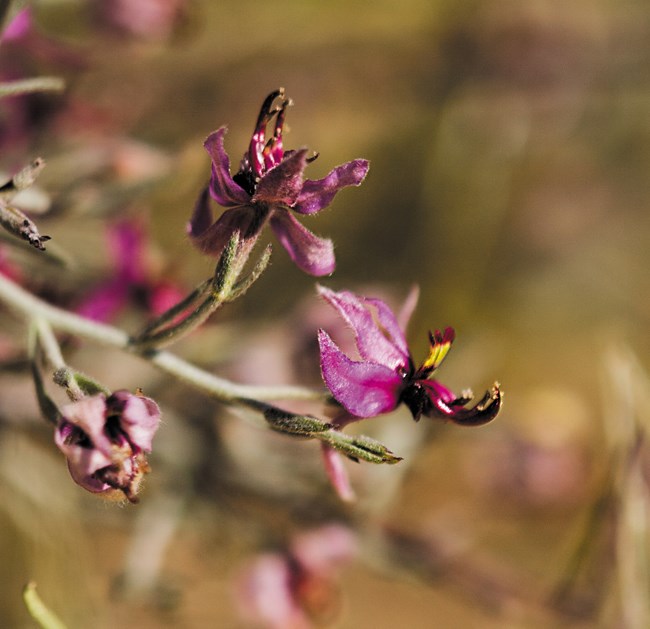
(55, 396), (115, 492)
(106, 390), (161, 452)
(76, 279), (130, 322)
(270, 211), (335, 276)
(204, 128), (251, 207)
(2, 8), (31, 43)
(252, 149), (308, 206)
(317, 287), (410, 370)
(54, 392), (161, 500)
(318, 329), (403, 418)
(188, 191), (256, 256)
(109, 221), (146, 284)
(293, 159), (369, 215)
(396, 285), (420, 331)
(364, 296), (411, 363)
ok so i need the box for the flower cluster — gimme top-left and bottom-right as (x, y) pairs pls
(8, 87), (500, 508)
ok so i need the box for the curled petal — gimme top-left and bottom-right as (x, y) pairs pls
(423, 381), (502, 426)
(204, 128), (251, 207)
(270, 211), (334, 276)
(253, 149), (308, 206)
(317, 287), (410, 370)
(54, 396), (115, 493)
(294, 159), (369, 215)
(396, 284), (420, 332)
(318, 329), (403, 418)
(106, 390), (161, 452)
(188, 192), (256, 256)
(54, 392), (160, 500)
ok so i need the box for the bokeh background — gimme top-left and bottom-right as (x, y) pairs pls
(1, 0), (650, 627)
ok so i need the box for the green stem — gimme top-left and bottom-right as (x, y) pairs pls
(27, 322), (61, 425)
(0, 271), (325, 403)
(131, 232), (248, 351)
(131, 292), (221, 351)
(135, 278), (212, 338)
(23, 582), (68, 629)
(0, 77), (65, 98)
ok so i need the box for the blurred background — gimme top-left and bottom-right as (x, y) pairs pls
(1, 0), (650, 627)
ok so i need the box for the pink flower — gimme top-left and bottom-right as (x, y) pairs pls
(54, 390), (161, 502)
(75, 220), (184, 322)
(317, 286), (501, 424)
(188, 89), (369, 276)
(236, 525), (357, 629)
(91, 0), (189, 41)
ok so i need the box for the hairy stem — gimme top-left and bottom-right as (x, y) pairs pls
(0, 272), (325, 403)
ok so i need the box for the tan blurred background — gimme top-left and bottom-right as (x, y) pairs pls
(1, 0), (650, 627)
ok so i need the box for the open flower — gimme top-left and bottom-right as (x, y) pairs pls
(317, 286), (501, 424)
(54, 390), (161, 502)
(188, 89), (369, 276)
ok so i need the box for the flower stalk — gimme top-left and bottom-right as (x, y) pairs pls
(0, 76), (65, 98)
(130, 231), (273, 351)
(240, 398), (402, 464)
(0, 270), (325, 404)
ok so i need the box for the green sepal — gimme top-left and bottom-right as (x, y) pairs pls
(264, 406), (333, 435)
(320, 432), (403, 464)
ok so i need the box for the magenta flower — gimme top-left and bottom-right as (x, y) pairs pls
(75, 220), (184, 322)
(54, 390), (161, 502)
(317, 286), (501, 424)
(188, 89), (369, 276)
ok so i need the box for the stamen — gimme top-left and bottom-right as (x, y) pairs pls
(248, 89), (286, 177)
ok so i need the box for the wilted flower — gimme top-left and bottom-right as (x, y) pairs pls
(317, 286), (501, 424)
(54, 390), (161, 502)
(188, 89), (369, 276)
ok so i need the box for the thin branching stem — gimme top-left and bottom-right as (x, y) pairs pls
(0, 271), (326, 403)
(0, 77), (65, 98)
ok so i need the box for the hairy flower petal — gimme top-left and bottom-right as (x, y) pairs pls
(106, 390), (161, 451)
(364, 296), (412, 363)
(252, 149), (308, 206)
(294, 159), (369, 215)
(270, 211), (335, 276)
(204, 127), (251, 207)
(318, 330), (403, 418)
(317, 287), (410, 370)
(188, 189), (256, 256)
